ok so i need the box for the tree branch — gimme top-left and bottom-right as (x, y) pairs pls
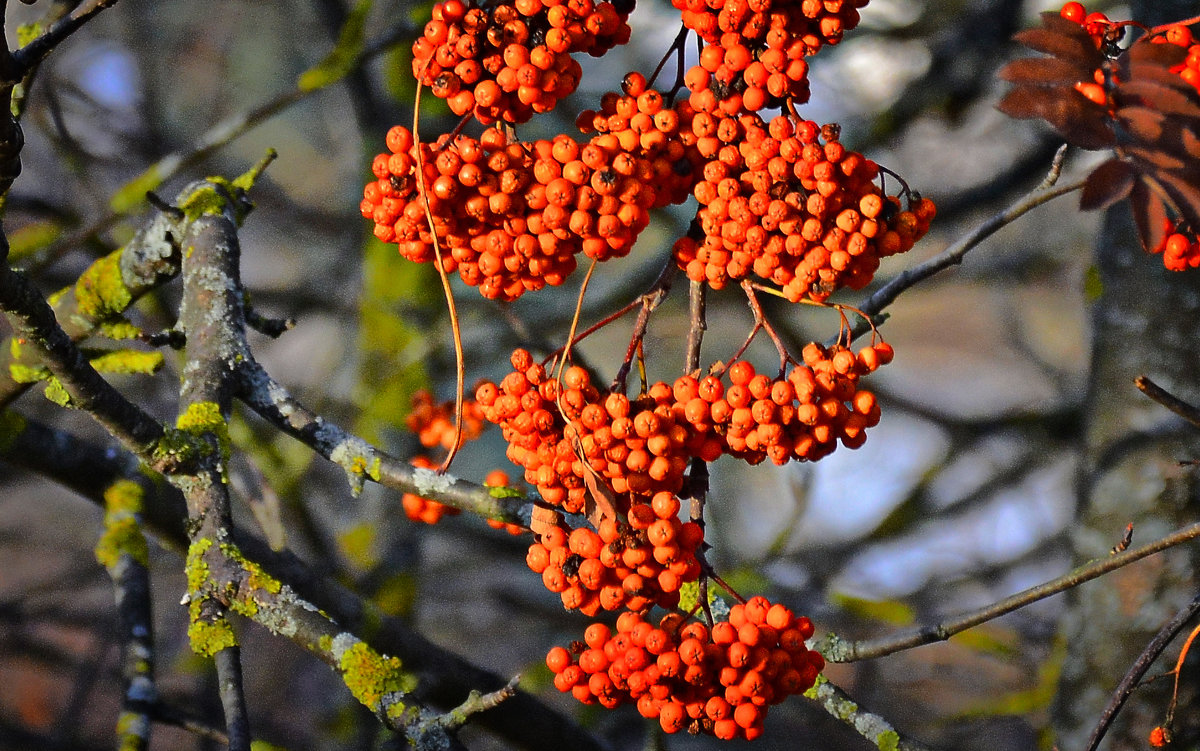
(11, 0), (120, 73)
(847, 145), (1078, 342)
(819, 520), (1200, 661)
(1083, 591), (1200, 751)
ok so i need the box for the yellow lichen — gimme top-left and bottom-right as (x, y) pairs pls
(95, 481), (149, 569)
(187, 601), (238, 657)
(335, 637), (416, 716)
(75, 249), (132, 321)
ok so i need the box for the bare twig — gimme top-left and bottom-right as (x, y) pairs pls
(819, 520), (1200, 661)
(1136, 375), (1200, 429)
(1082, 591), (1200, 751)
(12, 0), (120, 72)
(214, 648), (251, 751)
(848, 146), (1080, 342)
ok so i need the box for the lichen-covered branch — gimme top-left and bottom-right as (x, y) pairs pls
(95, 479), (155, 751)
(818, 520), (1200, 662)
(237, 360), (529, 525)
(0, 251), (165, 453)
(0, 411), (604, 750)
(805, 676), (934, 751)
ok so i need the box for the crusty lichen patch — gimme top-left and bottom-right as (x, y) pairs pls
(75, 249), (133, 321)
(330, 633), (417, 721)
(95, 480), (148, 569)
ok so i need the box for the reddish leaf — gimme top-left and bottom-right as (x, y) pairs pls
(1080, 158), (1135, 211)
(1116, 105), (1166, 143)
(1182, 128), (1200, 160)
(997, 86), (1116, 149)
(1127, 36), (1188, 67)
(1121, 145), (1186, 172)
(1129, 180), (1168, 252)
(999, 56), (1093, 86)
(1014, 13), (1104, 67)
(1154, 172), (1200, 231)
(1115, 80), (1200, 120)
(1126, 62), (1198, 94)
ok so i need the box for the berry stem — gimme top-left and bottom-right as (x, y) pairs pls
(411, 78), (467, 474)
(610, 261), (676, 393)
(742, 279), (793, 373)
(648, 24), (690, 102)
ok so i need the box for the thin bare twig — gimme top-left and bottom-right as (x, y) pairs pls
(1136, 375), (1200, 429)
(819, 520), (1200, 661)
(848, 145), (1079, 342)
(1082, 591), (1200, 751)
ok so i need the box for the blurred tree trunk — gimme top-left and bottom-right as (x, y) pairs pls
(1053, 4), (1200, 745)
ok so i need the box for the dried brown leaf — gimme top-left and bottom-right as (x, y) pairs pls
(530, 504), (561, 539)
(1117, 105), (1167, 144)
(999, 56), (1094, 86)
(1014, 13), (1104, 68)
(1115, 80), (1200, 120)
(1121, 145), (1187, 172)
(1080, 158), (1135, 211)
(1129, 180), (1168, 252)
(582, 468), (619, 527)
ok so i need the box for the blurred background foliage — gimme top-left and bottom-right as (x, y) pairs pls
(1, 0), (1197, 749)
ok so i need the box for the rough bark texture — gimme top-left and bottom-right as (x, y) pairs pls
(1053, 13), (1200, 739)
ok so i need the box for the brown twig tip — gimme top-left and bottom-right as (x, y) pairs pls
(1135, 375), (1200, 429)
(438, 675), (521, 732)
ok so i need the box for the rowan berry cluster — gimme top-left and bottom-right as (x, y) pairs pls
(1153, 221), (1200, 271)
(676, 341), (893, 465)
(678, 0), (868, 114)
(406, 389), (487, 451)
(574, 74), (705, 209)
(673, 114), (934, 301)
(475, 349), (712, 512)
(412, 0), (633, 124)
(361, 122), (665, 300)
(370, 0), (937, 739)
(525, 494), (704, 614)
(545, 598), (824, 739)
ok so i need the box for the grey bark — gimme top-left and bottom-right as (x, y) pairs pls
(1053, 35), (1200, 745)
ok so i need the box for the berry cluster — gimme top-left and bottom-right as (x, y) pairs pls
(475, 349), (714, 512)
(362, 124), (662, 300)
(525, 495), (704, 614)
(406, 389), (487, 451)
(412, 0), (633, 124)
(675, 341), (892, 465)
(546, 598), (824, 739)
(677, 0), (868, 114)
(575, 74), (705, 209)
(674, 115), (934, 301)
(1153, 221), (1200, 271)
